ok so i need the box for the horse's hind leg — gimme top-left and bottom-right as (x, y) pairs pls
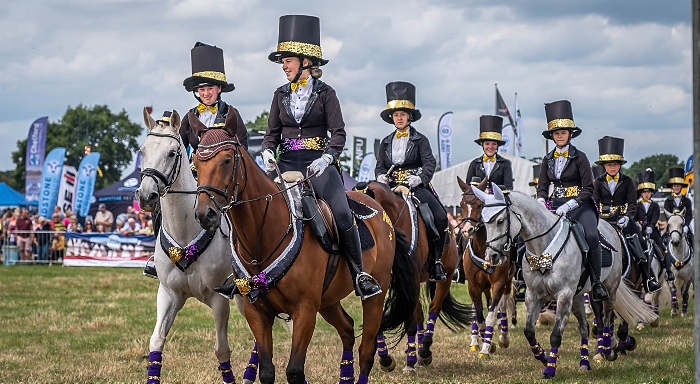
(319, 303), (356, 384)
(541, 290), (573, 379)
(208, 295), (234, 383)
(571, 295), (591, 372)
(523, 290), (547, 367)
(147, 285), (186, 384)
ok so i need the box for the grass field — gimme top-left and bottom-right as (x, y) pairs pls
(0, 265), (694, 383)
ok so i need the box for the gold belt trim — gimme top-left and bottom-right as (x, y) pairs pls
(551, 186), (580, 198)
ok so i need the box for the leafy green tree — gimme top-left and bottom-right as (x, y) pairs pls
(624, 154), (684, 186)
(245, 111), (269, 134)
(10, 104), (142, 190)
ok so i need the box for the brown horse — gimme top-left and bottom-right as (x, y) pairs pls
(353, 181), (472, 373)
(458, 176), (515, 358)
(191, 111), (419, 384)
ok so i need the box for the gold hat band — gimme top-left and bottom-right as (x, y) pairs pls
(386, 99), (415, 110)
(479, 132), (503, 142)
(637, 182), (655, 190)
(277, 41), (323, 59)
(159, 116), (171, 122)
(598, 154), (625, 162)
(192, 71), (227, 83)
(548, 118), (575, 130)
(532, 177), (539, 184)
(668, 177), (686, 184)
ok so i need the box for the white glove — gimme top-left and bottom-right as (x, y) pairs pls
(537, 197), (547, 208)
(261, 149), (276, 172)
(645, 226), (653, 235)
(407, 175), (422, 188)
(617, 216), (629, 229)
(377, 174), (389, 184)
(555, 200), (578, 216)
(308, 154), (333, 176)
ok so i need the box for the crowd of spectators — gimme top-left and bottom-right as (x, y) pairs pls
(0, 203), (155, 264)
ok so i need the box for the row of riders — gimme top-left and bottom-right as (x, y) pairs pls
(139, 14), (693, 383)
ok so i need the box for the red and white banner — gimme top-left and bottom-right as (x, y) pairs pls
(57, 165), (77, 215)
(63, 232), (156, 267)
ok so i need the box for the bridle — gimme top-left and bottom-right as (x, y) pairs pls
(667, 213), (687, 242)
(140, 131), (195, 196)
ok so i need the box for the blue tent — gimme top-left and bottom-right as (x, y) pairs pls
(0, 182), (27, 208)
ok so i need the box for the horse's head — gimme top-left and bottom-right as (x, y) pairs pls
(192, 110), (245, 231)
(471, 184), (520, 267)
(136, 108), (183, 212)
(457, 176), (488, 234)
(665, 208), (686, 246)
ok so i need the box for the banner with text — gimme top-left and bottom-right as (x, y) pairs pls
(38, 147), (66, 218)
(57, 165), (78, 215)
(352, 137), (366, 177)
(25, 117), (48, 205)
(74, 153), (101, 217)
(63, 232), (156, 267)
(437, 112), (453, 169)
(357, 153), (376, 182)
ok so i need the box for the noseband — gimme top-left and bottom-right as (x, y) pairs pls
(668, 213), (687, 241)
(195, 138), (245, 212)
(140, 131), (188, 196)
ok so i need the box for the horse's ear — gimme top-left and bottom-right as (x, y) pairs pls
(170, 110), (181, 131)
(472, 184), (489, 203)
(457, 176), (468, 192)
(680, 207), (686, 217)
(223, 108), (240, 138)
(478, 177), (489, 192)
(664, 209), (673, 219)
(143, 107), (156, 131)
(492, 184), (505, 203)
(189, 112), (206, 137)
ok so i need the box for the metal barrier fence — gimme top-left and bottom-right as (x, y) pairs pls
(1, 229), (66, 265)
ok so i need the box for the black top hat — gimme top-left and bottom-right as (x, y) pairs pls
(474, 115), (505, 146)
(183, 42), (235, 93)
(637, 168), (656, 192)
(210, 116), (226, 129)
(542, 100), (582, 140)
(528, 164), (541, 186)
(156, 111), (172, 124)
(380, 81), (422, 124)
(592, 164), (606, 179)
(595, 136), (626, 165)
(469, 176), (482, 186)
(268, 15), (328, 66)
(667, 167), (688, 187)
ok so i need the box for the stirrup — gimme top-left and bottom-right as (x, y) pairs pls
(666, 271), (676, 282)
(645, 279), (662, 294)
(356, 272), (382, 300)
(143, 255), (158, 279)
(429, 261), (447, 282)
(213, 273), (238, 299)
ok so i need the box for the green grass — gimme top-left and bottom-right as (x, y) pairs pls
(0, 265), (693, 383)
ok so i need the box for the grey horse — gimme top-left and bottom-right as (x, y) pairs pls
(665, 209), (694, 317)
(472, 185), (657, 379)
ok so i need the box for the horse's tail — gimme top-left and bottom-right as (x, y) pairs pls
(614, 281), (659, 325)
(426, 281), (473, 331)
(380, 229), (420, 338)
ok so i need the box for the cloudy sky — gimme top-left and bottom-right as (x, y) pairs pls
(0, 0), (693, 175)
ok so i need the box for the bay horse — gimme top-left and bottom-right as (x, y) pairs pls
(472, 186), (657, 379)
(664, 209), (694, 317)
(353, 181), (472, 373)
(136, 109), (259, 384)
(191, 110), (419, 384)
(457, 177), (515, 358)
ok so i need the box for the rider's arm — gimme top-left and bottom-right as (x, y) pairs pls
(575, 151), (594, 205)
(502, 159), (514, 190)
(625, 177), (637, 220)
(321, 86), (345, 161)
(536, 157), (550, 199)
(374, 141), (389, 177)
(416, 134), (436, 186)
(261, 89), (283, 153)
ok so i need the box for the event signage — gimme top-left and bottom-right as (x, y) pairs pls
(57, 165), (77, 214)
(74, 153), (101, 217)
(357, 153), (376, 182)
(353, 137), (366, 177)
(38, 147), (66, 218)
(437, 112), (453, 169)
(25, 117), (48, 205)
(63, 232), (155, 267)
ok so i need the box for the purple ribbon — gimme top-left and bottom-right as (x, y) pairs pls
(184, 244), (199, 261)
(252, 271), (269, 292)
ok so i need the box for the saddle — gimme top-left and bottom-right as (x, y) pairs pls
(570, 221), (615, 294)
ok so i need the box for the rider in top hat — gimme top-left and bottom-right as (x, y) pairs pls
(536, 100), (609, 302)
(593, 136), (661, 293)
(257, 15), (381, 300)
(375, 81), (447, 282)
(466, 116), (514, 191)
(664, 167), (694, 250)
(179, 42), (248, 155)
(635, 168), (675, 281)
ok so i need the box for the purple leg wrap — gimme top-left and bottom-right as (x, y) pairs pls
(147, 351), (163, 384)
(339, 350), (354, 384)
(580, 338), (590, 370)
(218, 361), (234, 384)
(602, 326), (612, 356)
(376, 333), (388, 357)
(529, 339), (547, 362)
(498, 311), (508, 334)
(405, 335), (417, 365)
(682, 299), (688, 315)
(483, 325), (494, 347)
(243, 341), (258, 382)
(416, 323), (425, 346)
(470, 314), (478, 338)
(597, 332), (603, 355)
(584, 293), (590, 305)
(542, 347), (559, 377)
(356, 373), (369, 384)
(424, 312), (437, 339)
(671, 291), (678, 310)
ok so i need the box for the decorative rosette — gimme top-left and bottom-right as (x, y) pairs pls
(184, 244), (199, 262)
(168, 247), (183, 263)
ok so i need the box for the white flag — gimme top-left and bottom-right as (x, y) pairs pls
(357, 153), (376, 182)
(57, 165), (78, 215)
(499, 124), (512, 154)
(514, 93), (523, 157)
(437, 112), (453, 169)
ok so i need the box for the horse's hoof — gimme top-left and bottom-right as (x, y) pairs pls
(681, 312), (688, 318)
(379, 355), (396, 372)
(593, 353), (604, 363)
(498, 337), (510, 349)
(650, 318), (660, 327)
(402, 365), (416, 375)
(671, 311), (679, 317)
(604, 350), (618, 362)
(242, 380), (254, 384)
(417, 354), (432, 366)
(489, 343), (497, 354)
(478, 352), (490, 359)
(636, 323), (645, 331)
(469, 345), (479, 352)
(543, 373), (555, 380)
(579, 365), (591, 373)
(625, 336), (637, 352)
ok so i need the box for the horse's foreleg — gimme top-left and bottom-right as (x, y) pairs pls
(358, 295), (385, 384)
(319, 303), (356, 384)
(468, 286), (486, 352)
(286, 307), (317, 384)
(681, 279), (691, 316)
(542, 290), (573, 379)
(245, 305), (275, 384)
(208, 295), (234, 383)
(479, 283), (508, 357)
(523, 290), (546, 366)
(571, 295), (591, 372)
(147, 285), (186, 384)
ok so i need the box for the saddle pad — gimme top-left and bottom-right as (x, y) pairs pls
(357, 218), (375, 251)
(602, 247), (612, 268)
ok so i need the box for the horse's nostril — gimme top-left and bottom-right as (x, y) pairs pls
(148, 192), (158, 202)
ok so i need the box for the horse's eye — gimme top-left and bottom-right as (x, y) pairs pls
(168, 150), (176, 158)
(497, 218), (504, 225)
(223, 158), (232, 166)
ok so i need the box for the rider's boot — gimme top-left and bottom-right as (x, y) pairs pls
(429, 230), (448, 282)
(654, 241), (675, 282)
(214, 273), (240, 299)
(588, 246), (610, 302)
(628, 234), (662, 293)
(340, 224), (382, 300)
(143, 202), (162, 279)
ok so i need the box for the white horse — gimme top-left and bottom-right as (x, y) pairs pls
(136, 109), (257, 384)
(665, 209), (694, 317)
(472, 186), (657, 379)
